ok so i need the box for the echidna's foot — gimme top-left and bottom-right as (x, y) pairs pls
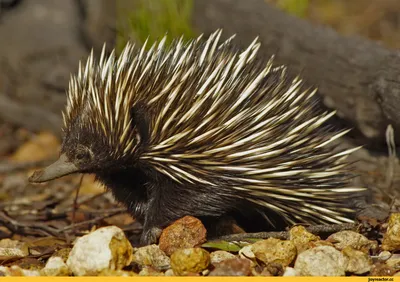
(140, 226), (163, 246)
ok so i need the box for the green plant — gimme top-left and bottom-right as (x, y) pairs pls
(276, 0), (309, 18)
(117, 0), (195, 53)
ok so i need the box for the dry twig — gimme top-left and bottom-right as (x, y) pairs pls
(215, 222), (359, 242)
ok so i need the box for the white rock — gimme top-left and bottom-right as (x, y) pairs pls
(42, 256), (70, 276)
(377, 251), (392, 262)
(0, 266), (8, 275)
(283, 267), (297, 276)
(294, 246), (347, 276)
(164, 269), (175, 276)
(239, 245), (255, 259)
(66, 226), (133, 276)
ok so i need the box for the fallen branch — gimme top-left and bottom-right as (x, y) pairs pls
(214, 222), (359, 242)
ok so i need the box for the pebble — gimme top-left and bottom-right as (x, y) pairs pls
(385, 254), (400, 270)
(132, 244), (170, 270)
(51, 248), (72, 262)
(99, 269), (136, 276)
(294, 246), (347, 276)
(170, 248), (210, 276)
(251, 238), (296, 267)
(159, 216), (207, 256)
(262, 262), (284, 276)
(164, 269), (175, 276)
(138, 267), (164, 276)
(342, 246), (372, 274)
(283, 267), (297, 276)
(208, 258), (251, 276)
(0, 265), (40, 276)
(289, 226), (320, 253)
(66, 226), (133, 276)
(370, 262), (396, 276)
(239, 245), (255, 260)
(327, 230), (377, 253)
(382, 213), (400, 251)
(373, 251), (392, 263)
(41, 256), (70, 276)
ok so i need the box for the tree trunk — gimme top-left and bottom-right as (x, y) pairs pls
(192, 0), (400, 147)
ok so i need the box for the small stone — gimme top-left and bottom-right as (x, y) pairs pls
(0, 266), (8, 276)
(342, 246), (372, 274)
(263, 262), (284, 276)
(164, 269), (175, 276)
(132, 244), (170, 270)
(41, 257), (70, 276)
(99, 269), (136, 276)
(209, 258), (251, 276)
(1, 265), (41, 276)
(66, 226), (133, 276)
(0, 239), (29, 258)
(386, 254), (400, 270)
(382, 213), (400, 251)
(138, 267), (164, 276)
(283, 267), (297, 276)
(170, 248), (210, 276)
(259, 267), (272, 276)
(370, 262), (396, 276)
(377, 251), (392, 262)
(210, 250), (237, 264)
(289, 226), (320, 253)
(50, 248), (72, 263)
(159, 216), (207, 256)
(294, 246), (347, 276)
(202, 269), (210, 276)
(327, 230), (377, 253)
(238, 245), (255, 259)
(308, 240), (334, 248)
(251, 238), (296, 267)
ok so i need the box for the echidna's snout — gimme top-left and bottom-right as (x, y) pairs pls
(29, 153), (80, 183)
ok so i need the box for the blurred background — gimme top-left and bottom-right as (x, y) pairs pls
(0, 0), (398, 248)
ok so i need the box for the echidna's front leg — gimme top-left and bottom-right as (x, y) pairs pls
(139, 184), (187, 245)
(139, 196), (172, 245)
(140, 224), (163, 245)
(139, 181), (237, 245)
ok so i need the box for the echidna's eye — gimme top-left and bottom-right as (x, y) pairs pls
(74, 145), (92, 163)
(75, 152), (88, 160)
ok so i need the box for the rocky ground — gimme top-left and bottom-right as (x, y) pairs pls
(0, 0), (400, 277)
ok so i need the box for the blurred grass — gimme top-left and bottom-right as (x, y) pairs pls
(274, 0), (309, 18)
(116, 0), (400, 52)
(116, 0), (195, 53)
(268, 0), (400, 49)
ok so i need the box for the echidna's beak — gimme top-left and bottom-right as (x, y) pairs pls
(28, 153), (79, 183)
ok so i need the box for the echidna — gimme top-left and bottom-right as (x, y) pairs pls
(29, 30), (366, 244)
